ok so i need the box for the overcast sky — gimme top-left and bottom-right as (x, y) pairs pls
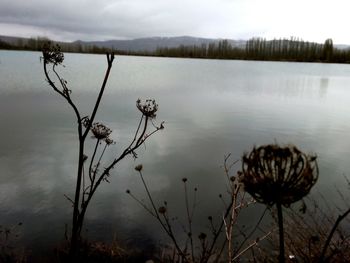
(0, 0), (349, 44)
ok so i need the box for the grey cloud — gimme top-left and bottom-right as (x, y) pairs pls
(0, 0), (348, 43)
(0, 0), (244, 40)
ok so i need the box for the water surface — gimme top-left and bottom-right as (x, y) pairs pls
(1, 51), (350, 251)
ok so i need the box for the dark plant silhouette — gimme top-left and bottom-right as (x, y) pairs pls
(252, 191), (350, 263)
(0, 223), (26, 263)
(128, 156), (270, 263)
(241, 144), (318, 263)
(41, 42), (164, 256)
(318, 176), (350, 262)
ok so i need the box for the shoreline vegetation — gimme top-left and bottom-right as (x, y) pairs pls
(1, 36), (350, 63)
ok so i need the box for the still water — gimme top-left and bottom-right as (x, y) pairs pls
(1, 51), (350, 251)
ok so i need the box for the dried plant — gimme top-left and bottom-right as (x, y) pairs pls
(241, 144), (318, 263)
(127, 155), (270, 263)
(41, 41), (164, 257)
(254, 194), (350, 263)
(0, 223), (26, 263)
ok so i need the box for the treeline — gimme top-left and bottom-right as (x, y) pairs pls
(0, 36), (122, 55)
(2, 36), (350, 63)
(244, 38), (349, 63)
(154, 40), (245, 59)
(154, 38), (350, 63)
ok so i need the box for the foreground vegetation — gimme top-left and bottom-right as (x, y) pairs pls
(1, 36), (350, 63)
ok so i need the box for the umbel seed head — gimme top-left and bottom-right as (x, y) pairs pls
(42, 42), (64, 65)
(241, 144), (318, 207)
(91, 122), (112, 140)
(136, 99), (158, 118)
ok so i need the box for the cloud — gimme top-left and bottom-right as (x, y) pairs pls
(0, 0), (349, 43)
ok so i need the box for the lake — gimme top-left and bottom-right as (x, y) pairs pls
(1, 50), (350, 253)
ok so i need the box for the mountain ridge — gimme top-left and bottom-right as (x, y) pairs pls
(0, 35), (250, 52)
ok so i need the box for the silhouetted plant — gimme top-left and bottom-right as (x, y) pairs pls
(253, 191), (350, 263)
(0, 223), (26, 263)
(128, 156), (270, 263)
(41, 42), (164, 257)
(241, 144), (318, 263)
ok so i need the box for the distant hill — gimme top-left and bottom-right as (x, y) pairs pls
(0, 35), (247, 52)
(0, 35), (19, 44)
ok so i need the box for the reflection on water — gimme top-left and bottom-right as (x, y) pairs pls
(1, 51), (350, 251)
(319, 77), (329, 97)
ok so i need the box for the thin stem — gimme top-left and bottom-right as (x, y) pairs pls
(82, 53), (114, 140)
(234, 207), (268, 256)
(127, 192), (156, 217)
(231, 230), (272, 262)
(43, 62), (82, 138)
(134, 171), (187, 262)
(227, 193), (236, 262)
(139, 171), (159, 218)
(90, 142), (108, 187)
(126, 115), (144, 150)
(136, 116), (148, 147)
(161, 213), (189, 262)
(208, 199), (234, 263)
(319, 207), (350, 262)
(89, 139), (100, 184)
(277, 202), (285, 263)
(183, 181), (195, 262)
(96, 143), (108, 171)
(70, 140), (84, 255)
(82, 160), (86, 204)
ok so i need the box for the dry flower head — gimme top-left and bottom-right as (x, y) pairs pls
(136, 99), (158, 118)
(241, 144), (318, 207)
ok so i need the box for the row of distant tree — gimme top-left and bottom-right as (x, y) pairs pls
(154, 38), (350, 63)
(1, 36), (350, 63)
(0, 37), (113, 54)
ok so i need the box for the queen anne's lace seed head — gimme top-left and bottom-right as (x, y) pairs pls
(105, 137), (115, 145)
(136, 99), (158, 118)
(42, 42), (64, 65)
(91, 122), (112, 140)
(240, 144), (318, 207)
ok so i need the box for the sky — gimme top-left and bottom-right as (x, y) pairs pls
(0, 0), (349, 44)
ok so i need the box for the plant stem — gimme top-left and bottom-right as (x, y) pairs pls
(319, 207), (350, 262)
(184, 181), (194, 262)
(277, 202), (285, 263)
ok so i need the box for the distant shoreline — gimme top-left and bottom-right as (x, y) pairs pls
(1, 36), (350, 64)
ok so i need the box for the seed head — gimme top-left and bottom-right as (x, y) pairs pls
(158, 206), (167, 214)
(198, 232), (207, 240)
(135, 164), (143, 172)
(42, 42), (64, 65)
(91, 122), (112, 140)
(105, 137), (115, 145)
(136, 99), (158, 118)
(241, 144), (318, 207)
